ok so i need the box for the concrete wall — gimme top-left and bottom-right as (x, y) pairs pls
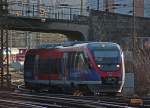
(89, 10), (150, 47)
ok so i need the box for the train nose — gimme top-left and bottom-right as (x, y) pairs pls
(101, 77), (120, 85)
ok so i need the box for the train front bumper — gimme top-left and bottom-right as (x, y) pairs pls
(88, 83), (123, 94)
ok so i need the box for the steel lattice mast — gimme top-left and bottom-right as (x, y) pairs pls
(0, 0), (11, 88)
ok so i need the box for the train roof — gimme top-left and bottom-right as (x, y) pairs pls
(36, 41), (121, 50)
(61, 41), (121, 49)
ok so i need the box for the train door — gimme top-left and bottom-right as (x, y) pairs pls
(66, 52), (90, 81)
(63, 53), (67, 80)
(67, 52), (80, 80)
(74, 52), (91, 81)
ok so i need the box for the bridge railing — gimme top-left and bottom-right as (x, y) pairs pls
(8, 2), (89, 23)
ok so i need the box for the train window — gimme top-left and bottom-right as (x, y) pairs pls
(74, 52), (91, 73)
(63, 52), (68, 75)
(24, 55), (35, 71)
(93, 50), (119, 58)
(38, 58), (62, 75)
(64, 52), (93, 80)
(38, 57), (50, 74)
(74, 52), (80, 69)
(55, 59), (62, 74)
(50, 58), (62, 74)
(25, 55), (35, 63)
(67, 52), (75, 72)
(93, 50), (121, 64)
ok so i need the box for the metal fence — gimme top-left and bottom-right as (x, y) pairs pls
(8, 2), (89, 21)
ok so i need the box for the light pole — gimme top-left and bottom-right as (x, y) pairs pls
(132, 0), (136, 52)
(80, 0), (83, 15)
(132, 0), (138, 94)
(97, 0), (100, 10)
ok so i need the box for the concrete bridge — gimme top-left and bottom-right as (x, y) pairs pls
(0, 15), (89, 41)
(0, 2), (150, 42)
(0, 2), (90, 40)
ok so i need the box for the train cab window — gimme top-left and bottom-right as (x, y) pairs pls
(93, 50), (121, 64)
(93, 50), (119, 58)
(92, 50), (121, 71)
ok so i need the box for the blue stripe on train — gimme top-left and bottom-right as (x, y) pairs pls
(68, 69), (100, 81)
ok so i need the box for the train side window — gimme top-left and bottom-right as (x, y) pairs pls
(65, 52), (92, 75)
(49, 58), (62, 74)
(56, 58), (62, 74)
(74, 52), (80, 70)
(67, 52), (75, 72)
(83, 52), (92, 72)
(38, 57), (49, 74)
(75, 52), (92, 73)
(66, 53), (71, 71)
(25, 55), (35, 63)
(24, 55), (35, 71)
(63, 52), (68, 75)
(84, 52), (92, 69)
(51, 59), (57, 74)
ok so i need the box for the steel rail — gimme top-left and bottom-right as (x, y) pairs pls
(2, 91), (129, 108)
(0, 98), (45, 108)
(16, 85), (133, 107)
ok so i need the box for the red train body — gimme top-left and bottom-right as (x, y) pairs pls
(24, 42), (125, 95)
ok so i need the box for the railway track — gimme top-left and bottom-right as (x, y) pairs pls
(17, 84), (139, 107)
(0, 90), (131, 108)
(0, 98), (46, 108)
(141, 97), (150, 108)
(0, 83), (145, 108)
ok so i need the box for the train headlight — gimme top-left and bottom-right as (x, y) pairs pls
(97, 64), (101, 68)
(116, 64), (120, 68)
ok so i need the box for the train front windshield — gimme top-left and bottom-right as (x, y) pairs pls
(94, 50), (118, 58)
(93, 50), (121, 71)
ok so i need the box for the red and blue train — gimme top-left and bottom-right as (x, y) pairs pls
(24, 42), (125, 95)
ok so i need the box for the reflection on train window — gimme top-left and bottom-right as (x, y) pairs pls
(75, 52), (91, 73)
(67, 52), (75, 72)
(66, 52), (91, 73)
